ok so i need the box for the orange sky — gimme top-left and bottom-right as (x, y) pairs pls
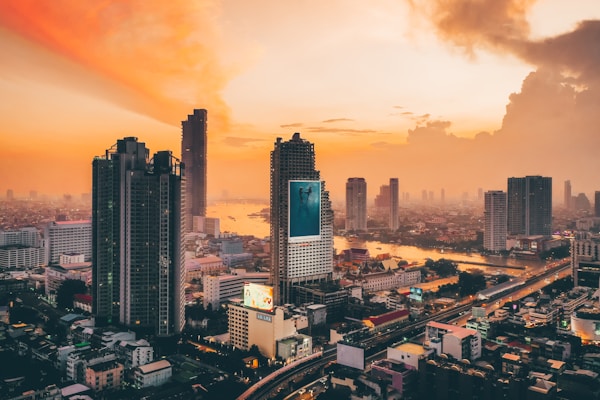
(1, 0), (599, 204)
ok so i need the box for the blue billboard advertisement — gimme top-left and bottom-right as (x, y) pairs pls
(288, 180), (321, 242)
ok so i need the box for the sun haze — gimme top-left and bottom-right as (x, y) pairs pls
(0, 0), (599, 203)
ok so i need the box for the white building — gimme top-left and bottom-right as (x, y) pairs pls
(0, 246), (46, 269)
(484, 191), (507, 252)
(425, 321), (482, 361)
(0, 227), (47, 268)
(228, 300), (297, 358)
(44, 220), (92, 264)
(277, 334), (313, 363)
(134, 359), (172, 388)
(387, 342), (433, 371)
(185, 255), (226, 282)
(203, 272), (269, 310)
(114, 339), (154, 369)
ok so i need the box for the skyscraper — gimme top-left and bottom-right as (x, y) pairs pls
(270, 133), (333, 305)
(595, 191), (600, 218)
(507, 176), (552, 237)
(92, 137), (185, 336)
(181, 109), (207, 232)
(389, 178), (399, 231)
(564, 180), (572, 210)
(345, 178), (367, 232)
(483, 191), (507, 252)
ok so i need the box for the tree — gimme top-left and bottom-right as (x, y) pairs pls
(458, 272), (486, 297)
(426, 258), (458, 278)
(56, 279), (87, 310)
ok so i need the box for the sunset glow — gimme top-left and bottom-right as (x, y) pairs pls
(1, 0), (599, 203)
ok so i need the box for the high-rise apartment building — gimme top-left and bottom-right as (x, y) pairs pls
(181, 109), (207, 232)
(507, 176), (552, 237)
(571, 231), (600, 288)
(92, 137), (185, 336)
(483, 191), (507, 252)
(564, 180), (572, 210)
(269, 133), (333, 305)
(595, 191), (600, 218)
(389, 178), (399, 231)
(345, 178), (367, 231)
(45, 220), (92, 264)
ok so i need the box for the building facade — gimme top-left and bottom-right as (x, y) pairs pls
(182, 109), (208, 232)
(389, 178), (399, 231)
(345, 177), (367, 232)
(92, 137), (185, 336)
(564, 180), (572, 210)
(507, 176), (552, 237)
(134, 360), (172, 388)
(44, 220), (92, 264)
(269, 133), (333, 305)
(483, 190), (507, 252)
(202, 272), (269, 310)
(0, 227), (46, 268)
(228, 301), (297, 358)
(572, 231), (600, 288)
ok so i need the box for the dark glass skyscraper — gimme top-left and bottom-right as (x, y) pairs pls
(92, 137), (185, 336)
(270, 133), (333, 305)
(182, 109), (207, 232)
(507, 176), (552, 237)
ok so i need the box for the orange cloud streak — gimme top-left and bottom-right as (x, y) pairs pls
(0, 0), (232, 130)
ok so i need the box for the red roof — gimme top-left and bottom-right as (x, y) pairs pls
(367, 309), (409, 326)
(74, 294), (92, 304)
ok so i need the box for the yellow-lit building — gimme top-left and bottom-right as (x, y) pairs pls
(228, 299), (297, 359)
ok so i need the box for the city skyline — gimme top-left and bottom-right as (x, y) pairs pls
(1, 1), (600, 202)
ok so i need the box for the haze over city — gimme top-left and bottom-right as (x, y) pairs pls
(1, 0), (599, 202)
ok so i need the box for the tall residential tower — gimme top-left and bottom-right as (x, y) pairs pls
(270, 133), (333, 305)
(507, 176), (552, 237)
(182, 109), (207, 232)
(92, 137), (185, 336)
(345, 178), (367, 232)
(483, 191), (507, 252)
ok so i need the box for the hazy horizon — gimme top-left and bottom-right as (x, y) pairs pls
(1, 1), (599, 205)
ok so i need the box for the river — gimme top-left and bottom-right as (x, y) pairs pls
(206, 201), (544, 277)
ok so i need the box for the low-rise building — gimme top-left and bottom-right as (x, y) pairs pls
(134, 360), (172, 389)
(185, 256), (226, 282)
(425, 321), (481, 361)
(387, 342), (433, 371)
(277, 334), (312, 363)
(85, 360), (124, 392)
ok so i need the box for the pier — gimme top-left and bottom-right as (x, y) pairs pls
(447, 259), (526, 270)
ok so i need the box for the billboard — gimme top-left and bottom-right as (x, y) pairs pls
(336, 342), (365, 370)
(409, 287), (423, 302)
(288, 180), (321, 242)
(243, 282), (274, 312)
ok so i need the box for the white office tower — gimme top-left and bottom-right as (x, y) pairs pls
(484, 191), (507, 252)
(270, 133), (334, 305)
